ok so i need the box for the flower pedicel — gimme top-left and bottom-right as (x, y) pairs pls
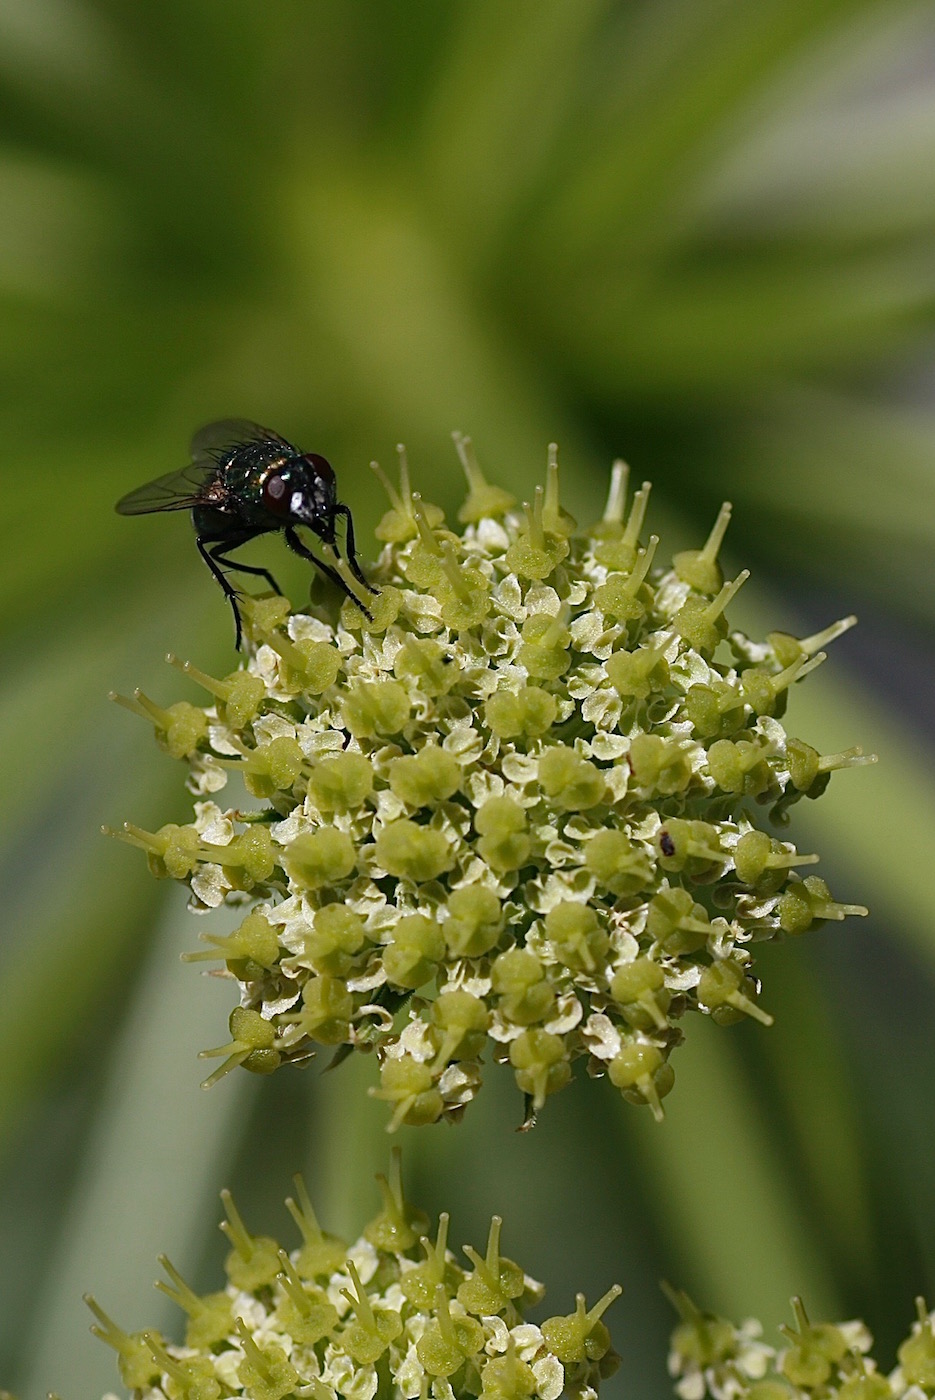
(110, 438), (873, 1129)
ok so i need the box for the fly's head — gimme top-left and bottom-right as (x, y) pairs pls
(261, 453), (337, 542)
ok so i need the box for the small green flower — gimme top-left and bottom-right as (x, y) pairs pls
(112, 443), (873, 1127)
(897, 1297), (935, 1393)
(88, 1153), (620, 1400)
(666, 1289), (933, 1400)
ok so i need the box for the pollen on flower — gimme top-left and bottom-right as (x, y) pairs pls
(89, 1153), (621, 1400)
(112, 437), (873, 1128)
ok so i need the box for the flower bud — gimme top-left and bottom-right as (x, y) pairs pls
(375, 819), (454, 883)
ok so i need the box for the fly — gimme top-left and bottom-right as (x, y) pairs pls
(116, 419), (378, 647)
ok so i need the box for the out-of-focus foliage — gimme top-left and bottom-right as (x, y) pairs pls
(1, 3), (934, 1398)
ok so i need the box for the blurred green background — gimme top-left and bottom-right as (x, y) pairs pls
(2, 1), (935, 1395)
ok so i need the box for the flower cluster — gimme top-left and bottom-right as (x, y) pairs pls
(88, 1153), (620, 1400)
(113, 439), (872, 1129)
(667, 1288), (935, 1400)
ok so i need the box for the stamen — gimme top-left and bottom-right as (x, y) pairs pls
(602, 459), (630, 525)
(453, 432), (483, 494)
(706, 570), (749, 622)
(701, 502), (732, 564)
(800, 614), (857, 655)
(396, 443), (412, 507)
(817, 746), (877, 773)
(370, 459), (402, 510)
(412, 494), (442, 555)
(622, 481), (652, 551)
(165, 654), (226, 699)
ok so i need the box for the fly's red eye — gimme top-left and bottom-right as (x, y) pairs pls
(262, 472), (289, 514)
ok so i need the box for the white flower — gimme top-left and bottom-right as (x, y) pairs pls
(674, 1372), (707, 1400)
(396, 1341), (426, 1399)
(532, 1353), (566, 1400)
(582, 1013), (622, 1061)
(511, 1323), (545, 1360)
(193, 801), (232, 841)
(213, 1346), (245, 1388)
(839, 1318), (874, 1354)
(190, 863), (230, 908)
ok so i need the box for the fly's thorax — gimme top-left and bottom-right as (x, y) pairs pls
(191, 501), (246, 537)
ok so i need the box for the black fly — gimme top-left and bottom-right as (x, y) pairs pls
(116, 419), (378, 647)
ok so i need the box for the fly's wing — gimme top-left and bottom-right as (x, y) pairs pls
(117, 422), (302, 515)
(115, 460), (215, 515)
(190, 419), (297, 468)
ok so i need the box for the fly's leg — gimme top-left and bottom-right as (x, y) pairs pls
(197, 530), (276, 650)
(208, 549), (282, 597)
(334, 503), (379, 595)
(284, 526), (374, 622)
(196, 536), (247, 649)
